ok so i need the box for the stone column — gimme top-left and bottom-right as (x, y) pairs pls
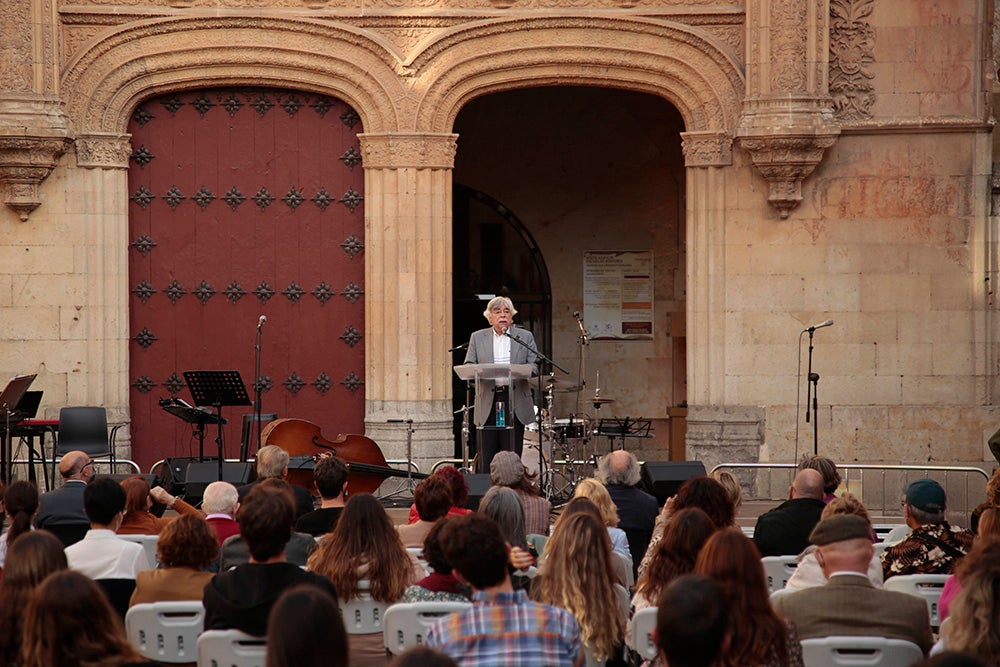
(358, 132), (458, 475)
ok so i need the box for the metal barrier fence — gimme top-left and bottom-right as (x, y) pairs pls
(711, 462), (990, 528)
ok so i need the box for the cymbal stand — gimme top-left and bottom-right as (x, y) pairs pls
(573, 311), (590, 417)
(383, 419), (418, 499)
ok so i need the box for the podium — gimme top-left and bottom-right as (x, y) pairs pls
(454, 363), (534, 470)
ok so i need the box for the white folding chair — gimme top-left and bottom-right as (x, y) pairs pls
(119, 533), (160, 569)
(196, 629), (267, 667)
(761, 555), (799, 593)
(800, 636), (923, 667)
(628, 607), (658, 661)
(340, 581), (389, 635)
(883, 574), (949, 628)
(383, 601), (471, 655)
(126, 601), (204, 664)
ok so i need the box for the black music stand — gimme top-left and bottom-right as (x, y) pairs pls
(0, 374), (36, 484)
(182, 371), (251, 482)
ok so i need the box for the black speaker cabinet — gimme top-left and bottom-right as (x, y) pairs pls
(462, 472), (493, 511)
(183, 462), (254, 504)
(640, 461), (707, 506)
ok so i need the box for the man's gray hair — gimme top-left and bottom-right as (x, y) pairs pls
(908, 504), (946, 526)
(596, 450), (642, 486)
(482, 296), (517, 320)
(255, 444), (289, 479)
(202, 481), (239, 515)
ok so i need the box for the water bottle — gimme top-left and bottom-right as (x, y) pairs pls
(496, 401), (506, 427)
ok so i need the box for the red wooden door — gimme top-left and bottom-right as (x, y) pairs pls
(127, 88), (365, 472)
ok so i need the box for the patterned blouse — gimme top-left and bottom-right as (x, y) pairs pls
(881, 521), (975, 579)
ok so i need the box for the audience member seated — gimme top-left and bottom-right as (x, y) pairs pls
(425, 513), (583, 666)
(307, 492), (424, 666)
(554, 497), (629, 589)
(695, 527), (804, 667)
(34, 450), (95, 545)
(202, 480), (241, 545)
(0, 530), (67, 666)
(295, 455), (348, 537)
(390, 646), (459, 667)
(638, 476), (735, 579)
(709, 469), (743, 516)
(970, 467), (1000, 534)
(773, 514), (933, 655)
(220, 478), (318, 570)
(203, 482), (336, 637)
(572, 478), (633, 564)
(597, 450), (658, 573)
(21, 569), (157, 667)
(654, 574), (729, 667)
(65, 476), (150, 579)
(882, 478), (975, 579)
(531, 511), (627, 666)
(397, 475), (452, 548)
(753, 468), (826, 557)
(798, 455), (842, 503)
(939, 509), (1000, 621)
(129, 514), (218, 607)
(117, 474), (199, 535)
(0, 480), (38, 568)
(938, 567), (1000, 663)
(407, 466), (472, 524)
(402, 517), (470, 603)
(266, 584), (349, 667)
(490, 451), (552, 536)
(631, 507), (717, 653)
(785, 493), (884, 591)
(478, 486), (537, 583)
(237, 444), (315, 519)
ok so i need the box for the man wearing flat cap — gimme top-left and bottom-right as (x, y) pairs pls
(773, 514), (934, 656)
(881, 479), (974, 580)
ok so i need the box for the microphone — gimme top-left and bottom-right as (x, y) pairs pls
(804, 319), (833, 333)
(501, 327), (509, 336)
(574, 311), (588, 339)
(258, 315), (267, 329)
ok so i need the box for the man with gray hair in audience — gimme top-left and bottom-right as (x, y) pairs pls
(203, 481), (240, 546)
(597, 450), (657, 574)
(237, 444), (314, 519)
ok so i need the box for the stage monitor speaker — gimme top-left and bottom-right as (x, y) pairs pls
(154, 457), (208, 497)
(640, 460), (707, 506)
(462, 472), (492, 511)
(184, 462), (253, 505)
(989, 427), (1000, 466)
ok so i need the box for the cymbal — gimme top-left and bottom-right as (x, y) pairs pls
(555, 385), (584, 393)
(591, 396), (615, 405)
(545, 378), (584, 393)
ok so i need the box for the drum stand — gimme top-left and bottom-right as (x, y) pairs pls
(381, 419), (418, 500)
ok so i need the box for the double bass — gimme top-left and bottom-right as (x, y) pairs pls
(260, 418), (427, 495)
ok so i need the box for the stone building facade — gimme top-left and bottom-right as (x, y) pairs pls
(0, 0), (997, 473)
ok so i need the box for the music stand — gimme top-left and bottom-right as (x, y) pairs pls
(0, 374), (36, 484)
(182, 371), (251, 482)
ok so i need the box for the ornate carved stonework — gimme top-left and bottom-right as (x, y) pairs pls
(0, 0), (33, 93)
(738, 131), (839, 218)
(75, 133), (133, 168)
(769, 0), (808, 92)
(680, 131), (733, 167)
(829, 0), (875, 121)
(359, 133), (458, 169)
(0, 137), (74, 220)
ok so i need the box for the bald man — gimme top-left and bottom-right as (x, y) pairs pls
(597, 450), (658, 575)
(753, 468), (827, 557)
(35, 450), (96, 537)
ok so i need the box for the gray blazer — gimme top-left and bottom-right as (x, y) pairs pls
(463, 326), (538, 427)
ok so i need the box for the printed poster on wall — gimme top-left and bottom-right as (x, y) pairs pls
(583, 250), (654, 340)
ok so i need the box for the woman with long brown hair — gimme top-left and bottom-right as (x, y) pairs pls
(0, 530), (67, 666)
(20, 569), (156, 667)
(0, 480), (39, 568)
(307, 493), (424, 666)
(532, 511), (627, 665)
(694, 527), (804, 667)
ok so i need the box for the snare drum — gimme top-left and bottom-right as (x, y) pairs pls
(552, 418), (589, 443)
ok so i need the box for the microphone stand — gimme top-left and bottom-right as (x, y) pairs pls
(805, 329), (819, 456)
(450, 341), (473, 472)
(249, 319), (264, 462)
(573, 312), (589, 417)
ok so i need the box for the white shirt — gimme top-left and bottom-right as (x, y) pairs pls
(65, 528), (149, 579)
(492, 329), (511, 385)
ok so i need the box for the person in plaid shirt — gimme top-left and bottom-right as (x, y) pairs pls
(426, 513), (583, 666)
(882, 478), (975, 580)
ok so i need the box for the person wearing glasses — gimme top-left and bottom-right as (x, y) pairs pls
(34, 451), (95, 544)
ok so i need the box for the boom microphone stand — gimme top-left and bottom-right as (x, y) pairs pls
(803, 319), (833, 456)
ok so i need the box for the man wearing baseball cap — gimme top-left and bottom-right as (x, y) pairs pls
(881, 478), (974, 580)
(773, 514), (933, 655)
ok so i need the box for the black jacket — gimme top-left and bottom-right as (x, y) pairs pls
(753, 497), (826, 557)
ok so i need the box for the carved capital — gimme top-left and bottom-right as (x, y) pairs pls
(738, 132), (838, 218)
(680, 131), (733, 168)
(0, 136), (73, 221)
(75, 133), (133, 169)
(359, 133), (458, 170)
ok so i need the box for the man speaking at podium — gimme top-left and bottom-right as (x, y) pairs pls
(464, 296), (538, 474)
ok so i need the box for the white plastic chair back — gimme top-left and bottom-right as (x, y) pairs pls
(628, 606), (658, 661)
(340, 580), (389, 635)
(800, 636), (923, 667)
(883, 574), (949, 628)
(196, 629), (267, 667)
(125, 601), (204, 664)
(383, 601), (471, 655)
(406, 547), (429, 572)
(119, 533), (160, 569)
(761, 555), (799, 593)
